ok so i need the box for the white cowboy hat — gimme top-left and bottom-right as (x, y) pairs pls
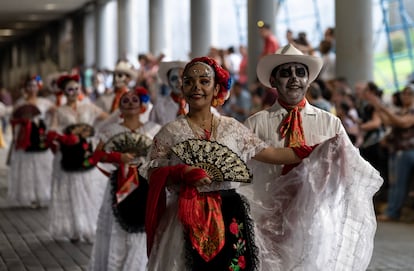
(256, 43), (323, 88)
(113, 60), (137, 79)
(158, 61), (187, 85)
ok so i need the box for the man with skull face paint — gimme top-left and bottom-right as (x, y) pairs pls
(149, 61), (188, 126)
(243, 44), (383, 270)
(110, 60), (137, 113)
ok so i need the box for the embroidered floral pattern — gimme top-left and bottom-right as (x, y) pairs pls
(228, 218), (247, 271)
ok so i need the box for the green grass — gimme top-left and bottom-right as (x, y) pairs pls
(374, 50), (414, 93)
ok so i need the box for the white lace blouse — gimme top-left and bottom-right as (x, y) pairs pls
(147, 115), (269, 193)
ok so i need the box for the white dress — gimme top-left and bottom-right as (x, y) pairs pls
(8, 97), (54, 207)
(243, 102), (383, 270)
(146, 115), (268, 271)
(88, 121), (160, 271)
(49, 102), (107, 242)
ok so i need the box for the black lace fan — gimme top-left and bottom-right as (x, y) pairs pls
(171, 139), (252, 183)
(103, 131), (153, 157)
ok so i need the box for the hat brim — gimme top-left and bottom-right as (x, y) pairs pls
(113, 68), (137, 80)
(158, 61), (187, 85)
(256, 54), (323, 88)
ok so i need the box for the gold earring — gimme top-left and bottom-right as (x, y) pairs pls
(212, 97), (218, 107)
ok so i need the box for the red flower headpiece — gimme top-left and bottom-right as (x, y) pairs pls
(25, 75), (43, 90)
(119, 87), (150, 115)
(56, 74), (80, 90)
(135, 86), (150, 105)
(184, 56), (232, 107)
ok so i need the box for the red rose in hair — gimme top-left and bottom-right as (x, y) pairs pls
(56, 74), (80, 90)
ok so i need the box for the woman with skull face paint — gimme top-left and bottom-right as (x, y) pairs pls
(8, 76), (55, 208)
(88, 87), (161, 271)
(47, 74), (108, 243)
(144, 56), (311, 271)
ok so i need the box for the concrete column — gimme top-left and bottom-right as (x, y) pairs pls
(117, 0), (132, 59)
(95, 0), (117, 69)
(83, 7), (95, 67)
(336, 0), (373, 88)
(247, 0), (276, 86)
(94, 1), (105, 69)
(149, 0), (167, 56)
(190, 0), (212, 58)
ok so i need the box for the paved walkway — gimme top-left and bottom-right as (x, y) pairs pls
(0, 128), (414, 270)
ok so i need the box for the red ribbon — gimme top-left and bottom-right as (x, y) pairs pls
(10, 118), (32, 150)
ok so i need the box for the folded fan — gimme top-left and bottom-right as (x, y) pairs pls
(171, 139), (252, 183)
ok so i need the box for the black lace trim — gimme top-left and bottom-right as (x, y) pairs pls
(109, 169), (147, 233)
(184, 189), (259, 271)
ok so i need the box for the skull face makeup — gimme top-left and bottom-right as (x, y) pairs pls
(168, 67), (184, 95)
(182, 62), (219, 110)
(271, 62), (310, 105)
(119, 91), (142, 115)
(114, 72), (131, 89)
(64, 80), (80, 102)
(25, 79), (39, 95)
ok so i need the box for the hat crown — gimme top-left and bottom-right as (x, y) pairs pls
(276, 44), (304, 57)
(115, 61), (134, 71)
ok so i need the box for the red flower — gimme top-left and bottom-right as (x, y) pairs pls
(238, 256), (246, 269)
(229, 218), (239, 235)
(38, 128), (44, 134)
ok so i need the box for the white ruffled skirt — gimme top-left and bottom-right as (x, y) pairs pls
(49, 156), (106, 242)
(88, 183), (148, 271)
(7, 149), (53, 207)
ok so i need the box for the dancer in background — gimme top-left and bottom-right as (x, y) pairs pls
(47, 74), (107, 243)
(8, 76), (54, 208)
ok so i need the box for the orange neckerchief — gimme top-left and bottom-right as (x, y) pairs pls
(278, 98), (307, 147)
(171, 92), (187, 116)
(110, 86), (129, 113)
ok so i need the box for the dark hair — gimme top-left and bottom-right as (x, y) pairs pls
(366, 81), (383, 98)
(308, 83), (322, 99)
(392, 91), (402, 107)
(319, 40), (332, 55)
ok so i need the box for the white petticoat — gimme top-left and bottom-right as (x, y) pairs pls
(240, 133), (383, 271)
(8, 149), (54, 207)
(88, 183), (148, 271)
(49, 154), (106, 242)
